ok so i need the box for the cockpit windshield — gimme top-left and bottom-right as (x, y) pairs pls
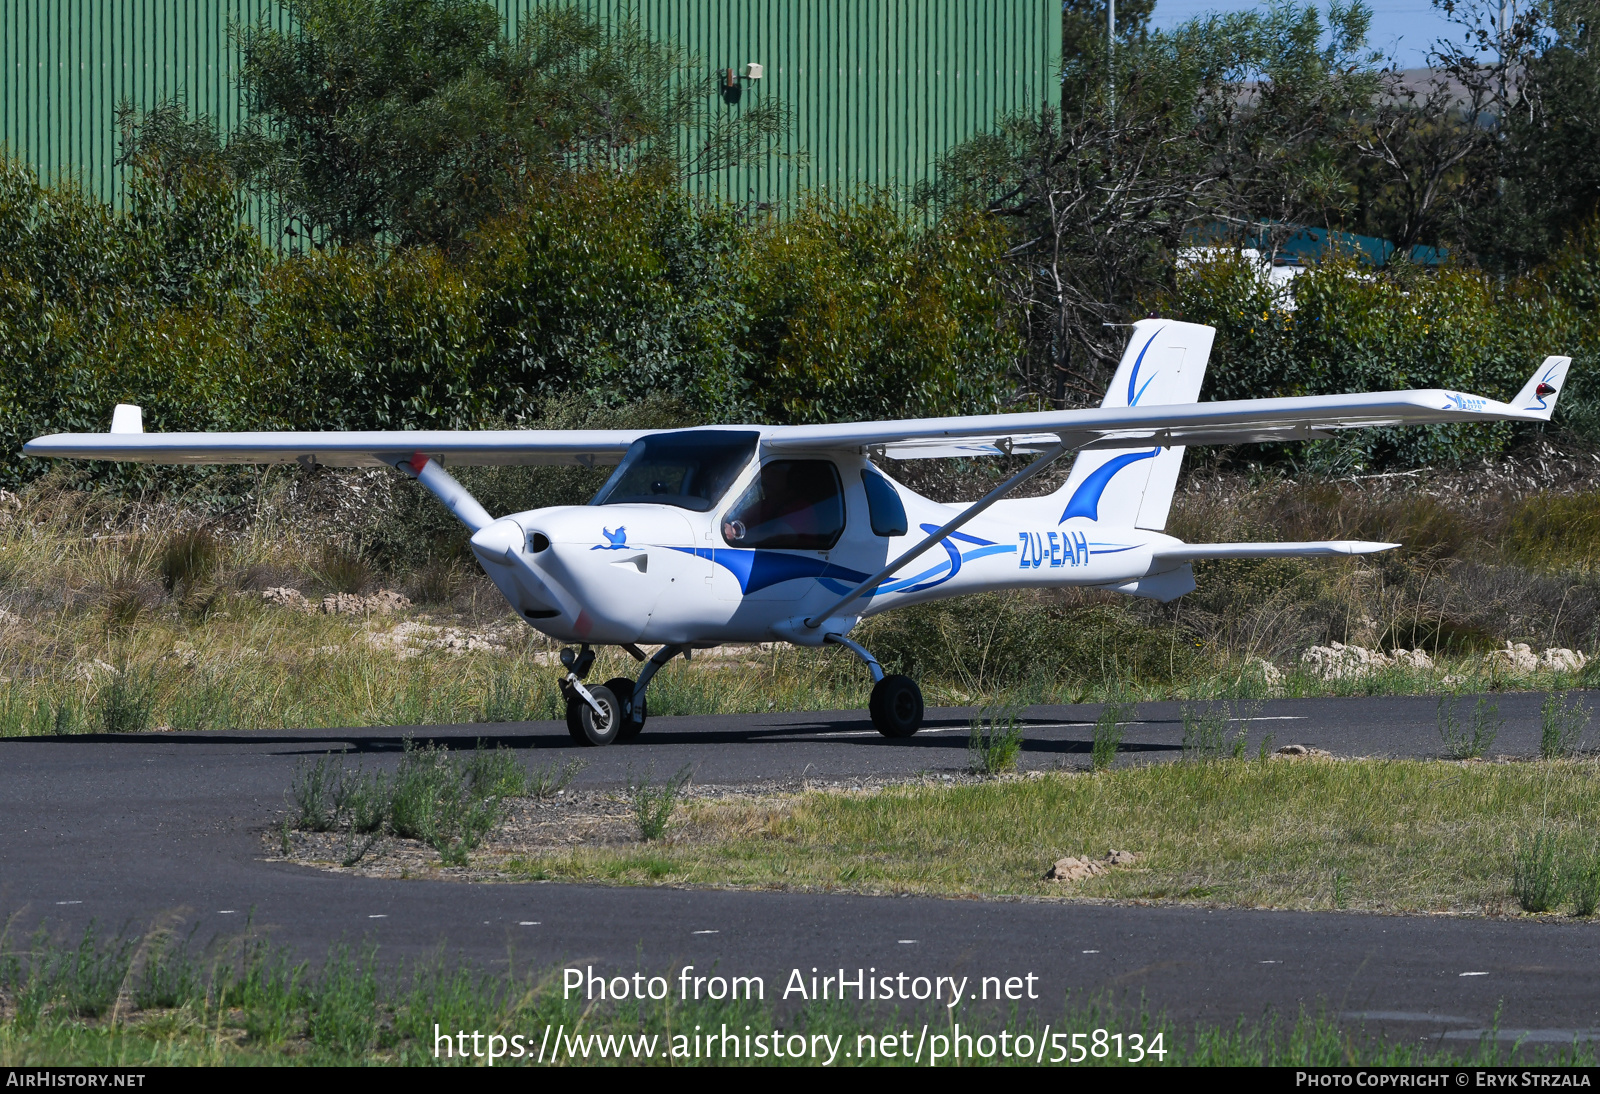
(590, 430), (759, 512)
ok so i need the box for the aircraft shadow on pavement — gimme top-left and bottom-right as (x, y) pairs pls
(0, 717), (1187, 756)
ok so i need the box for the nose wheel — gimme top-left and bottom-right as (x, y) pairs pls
(558, 645), (672, 746)
(565, 683), (622, 746)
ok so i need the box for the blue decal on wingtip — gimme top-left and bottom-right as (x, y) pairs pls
(1532, 362), (1562, 410)
(1126, 326), (1164, 406)
(1060, 448), (1161, 523)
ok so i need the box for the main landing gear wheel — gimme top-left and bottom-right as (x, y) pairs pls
(566, 684), (622, 747)
(603, 677), (647, 741)
(869, 674), (923, 738)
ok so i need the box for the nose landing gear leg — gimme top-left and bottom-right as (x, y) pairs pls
(825, 634), (922, 738)
(560, 645), (624, 747)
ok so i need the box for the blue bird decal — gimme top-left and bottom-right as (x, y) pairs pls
(593, 526), (629, 550)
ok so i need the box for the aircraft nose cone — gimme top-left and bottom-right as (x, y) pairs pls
(469, 518), (524, 560)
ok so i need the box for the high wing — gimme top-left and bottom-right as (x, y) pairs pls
(21, 348), (1571, 467)
(23, 425), (649, 467)
(763, 358), (1573, 458)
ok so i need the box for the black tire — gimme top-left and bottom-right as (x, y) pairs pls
(869, 674), (923, 738)
(604, 677), (648, 741)
(564, 686), (586, 742)
(566, 684), (622, 746)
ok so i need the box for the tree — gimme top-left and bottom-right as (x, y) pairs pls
(931, 1), (1384, 408)
(1432, 0), (1600, 272)
(228, 0), (787, 249)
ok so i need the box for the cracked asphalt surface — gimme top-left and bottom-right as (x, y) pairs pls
(4, 691), (1599, 1046)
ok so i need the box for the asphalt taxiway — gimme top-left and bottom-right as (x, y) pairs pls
(3, 693), (1596, 1045)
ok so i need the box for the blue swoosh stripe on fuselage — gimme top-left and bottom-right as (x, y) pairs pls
(665, 546), (872, 595)
(823, 543), (1017, 596)
(667, 540), (1021, 599)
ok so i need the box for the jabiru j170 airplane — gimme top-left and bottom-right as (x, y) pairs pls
(24, 320), (1571, 745)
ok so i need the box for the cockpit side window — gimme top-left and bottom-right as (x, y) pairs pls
(591, 430), (759, 512)
(861, 468), (909, 537)
(721, 460), (845, 550)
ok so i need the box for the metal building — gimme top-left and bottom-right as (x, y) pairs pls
(2, 0), (1060, 218)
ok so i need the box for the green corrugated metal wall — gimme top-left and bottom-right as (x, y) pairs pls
(2, 0), (1059, 216)
(0, 1), (292, 203)
(563, 1), (1061, 205)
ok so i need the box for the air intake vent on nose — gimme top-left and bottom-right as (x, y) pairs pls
(527, 531), (551, 553)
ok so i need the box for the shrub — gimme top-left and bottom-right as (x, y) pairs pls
(1540, 691), (1591, 760)
(96, 666), (157, 734)
(1513, 830), (1564, 913)
(1570, 850), (1600, 917)
(1181, 701), (1249, 760)
(389, 741), (510, 865)
(159, 528), (218, 595)
(968, 704), (1025, 775)
(1092, 701), (1132, 772)
(0, 155), (1016, 495)
(629, 764), (693, 841)
(1167, 254), (1592, 469)
(1438, 696), (1501, 760)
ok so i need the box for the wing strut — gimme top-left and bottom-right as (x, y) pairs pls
(803, 441), (1069, 629)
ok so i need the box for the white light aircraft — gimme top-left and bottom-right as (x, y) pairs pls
(25, 320), (1571, 745)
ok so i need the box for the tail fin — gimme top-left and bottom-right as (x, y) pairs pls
(1052, 319), (1215, 531)
(1511, 356), (1571, 420)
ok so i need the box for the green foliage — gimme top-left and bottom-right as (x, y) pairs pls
(230, 0), (786, 248)
(1570, 847), (1600, 917)
(629, 763), (693, 840)
(967, 704), (1025, 775)
(1092, 701), (1131, 772)
(292, 754), (348, 832)
(1168, 253), (1590, 468)
(1180, 701), (1251, 760)
(96, 666), (157, 734)
(741, 200), (1016, 424)
(1513, 830), (1564, 913)
(1437, 695), (1501, 760)
(1540, 692), (1591, 760)
(388, 740), (515, 864)
(290, 741), (522, 865)
(0, 156), (1010, 493)
(861, 592), (1197, 696)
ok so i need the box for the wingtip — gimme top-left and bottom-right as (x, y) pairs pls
(1511, 355), (1573, 420)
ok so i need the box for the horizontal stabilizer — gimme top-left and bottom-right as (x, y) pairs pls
(1151, 541), (1398, 562)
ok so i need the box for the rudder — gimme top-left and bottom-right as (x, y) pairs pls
(1051, 319), (1215, 531)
